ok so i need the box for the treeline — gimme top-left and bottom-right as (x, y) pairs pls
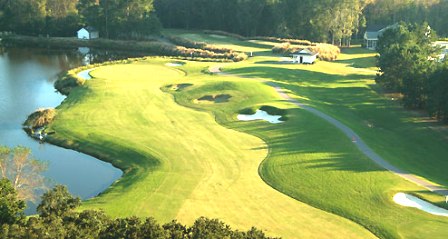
(0, 178), (279, 239)
(376, 22), (448, 122)
(2, 0), (448, 43)
(364, 0), (448, 37)
(154, 0), (448, 43)
(0, 0), (161, 39)
(155, 0), (368, 45)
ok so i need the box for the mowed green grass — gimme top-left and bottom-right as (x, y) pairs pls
(48, 31), (448, 238)
(172, 69), (448, 239)
(48, 59), (376, 238)
(224, 48), (448, 192)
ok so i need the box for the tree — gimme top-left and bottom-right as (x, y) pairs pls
(427, 62), (448, 122)
(0, 178), (25, 225)
(0, 145), (47, 202)
(37, 185), (81, 219)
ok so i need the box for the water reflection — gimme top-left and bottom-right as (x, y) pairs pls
(0, 47), (130, 214)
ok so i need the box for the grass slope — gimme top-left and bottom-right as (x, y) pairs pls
(48, 59), (375, 238)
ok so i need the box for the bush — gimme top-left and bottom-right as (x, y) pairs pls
(165, 35), (233, 53)
(23, 108), (56, 129)
(272, 42), (291, 54)
(251, 36), (314, 46)
(54, 73), (85, 95)
(272, 42), (340, 61)
(2, 35), (247, 63)
(309, 43), (341, 61)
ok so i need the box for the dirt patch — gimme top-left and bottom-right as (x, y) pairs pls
(197, 94), (231, 103)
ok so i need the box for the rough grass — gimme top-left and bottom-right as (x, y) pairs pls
(47, 58), (376, 239)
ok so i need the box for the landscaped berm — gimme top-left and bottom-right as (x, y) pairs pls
(47, 33), (448, 239)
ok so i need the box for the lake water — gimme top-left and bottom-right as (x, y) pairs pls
(0, 47), (124, 213)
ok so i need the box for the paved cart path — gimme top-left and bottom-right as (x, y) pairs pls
(210, 64), (448, 196)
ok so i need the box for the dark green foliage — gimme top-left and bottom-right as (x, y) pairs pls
(376, 22), (439, 108)
(427, 63), (448, 122)
(0, 179), (277, 239)
(0, 0), (160, 38)
(376, 22), (448, 124)
(0, 179), (25, 225)
(37, 185), (81, 219)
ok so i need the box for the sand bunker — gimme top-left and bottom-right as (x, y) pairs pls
(393, 193), (448, 217)
(77, 68), (96, 80)
(197, 94), (231, 103)
(167, 83), (193, 92)
(238, 110), (284, 124)
(165, 62), (185, 67)
(210, 34), (227, 39)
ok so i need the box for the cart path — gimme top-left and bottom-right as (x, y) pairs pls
(209, 64), (448, 196)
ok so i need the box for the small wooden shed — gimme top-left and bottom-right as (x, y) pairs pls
(292, 49), (318, 64)
(77, 27), (99, 40)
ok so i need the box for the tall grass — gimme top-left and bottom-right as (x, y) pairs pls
(23, 108), (56, 129)
(272, 42), (340, 61)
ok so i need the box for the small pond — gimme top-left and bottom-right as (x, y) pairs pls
(0, 47), (134, 213)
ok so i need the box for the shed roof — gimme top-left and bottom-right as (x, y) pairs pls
(364, 23), (399, 40)
(83, 26), (98, 32)
(292, 48), (318, 56)
(364, 31), (380, 40)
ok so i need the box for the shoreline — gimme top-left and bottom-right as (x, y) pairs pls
(1, 35), (246, 62)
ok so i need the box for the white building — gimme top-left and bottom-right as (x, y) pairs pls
(77, 27), (99, 40)
(291, 49), (318, 64)
(434, 41), (448, 61)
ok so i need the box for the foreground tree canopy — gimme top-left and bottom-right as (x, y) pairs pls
(0, 179), (278, 239)
(376, 22), (448, 122)
(1, 0), (448, 41)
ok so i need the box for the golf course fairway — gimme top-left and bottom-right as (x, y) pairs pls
(47, 44), (448, 238)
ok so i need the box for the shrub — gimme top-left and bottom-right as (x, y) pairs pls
(23, 108), (56, 129)
(309, 43), (341, 61)
(272, 42), (291, 54)
(54, 73), (85, 95)
(251, 36), (314, 46)
(272, 42), (340, 61)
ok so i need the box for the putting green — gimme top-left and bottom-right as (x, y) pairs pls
(49, 61), (376, 238)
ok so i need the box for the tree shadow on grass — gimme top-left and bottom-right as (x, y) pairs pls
(235, 107), (386, 173)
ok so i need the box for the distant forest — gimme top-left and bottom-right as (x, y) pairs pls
(0, 0), (447, 42)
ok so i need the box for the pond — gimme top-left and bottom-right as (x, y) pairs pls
(0, 47), (131, 213)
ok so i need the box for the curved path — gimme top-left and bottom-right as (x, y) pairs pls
(209, 65), (448, 196)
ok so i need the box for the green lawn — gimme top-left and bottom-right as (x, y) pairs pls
(48, 59), (376, 238)
(47, 33), (448, 239)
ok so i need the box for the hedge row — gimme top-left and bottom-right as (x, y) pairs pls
(2, 35), (247, 62)
(251, 36), (314, 46)
(164, 35), (234, 54)
(272, 42), (340, 61)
